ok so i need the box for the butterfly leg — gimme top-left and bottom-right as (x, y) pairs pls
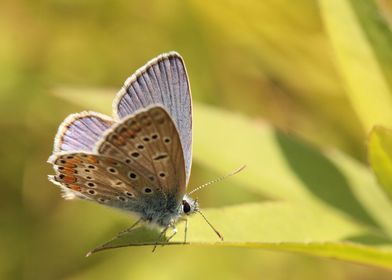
(158, 224), (178, 250)
(174, 218), (188, 244)
(117, 218), (142, 236)
(183, 219), (188, 244)
(165, 224), (177, 242)
(152, 225), (170, 252)
(86, 218), (142, 257)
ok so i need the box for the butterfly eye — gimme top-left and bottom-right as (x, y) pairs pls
(183, 201), (191, 214)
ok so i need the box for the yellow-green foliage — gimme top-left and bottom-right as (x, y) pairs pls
(2, 0), (392, 279)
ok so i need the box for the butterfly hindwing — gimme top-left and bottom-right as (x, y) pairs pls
(49, 152), (165, 212)
(53, 111), (114, 153)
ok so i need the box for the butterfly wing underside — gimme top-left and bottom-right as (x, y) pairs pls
(113, 52), (192, 184)
(53, 111), (114, 153)
(49, 106), (186, 215)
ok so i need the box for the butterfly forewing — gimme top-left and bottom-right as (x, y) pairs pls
(113, 52), (192, 184)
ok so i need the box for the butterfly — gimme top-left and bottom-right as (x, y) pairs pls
(48, 52), (242, 253)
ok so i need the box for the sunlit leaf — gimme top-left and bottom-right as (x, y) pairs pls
(189, 0), (365, 158)
(86, 202), (392, 269)
(193, 104), (392, 237)
(319, 0), (392, 131)
(369, 126), (392, 201)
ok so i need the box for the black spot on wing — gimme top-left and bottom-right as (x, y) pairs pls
(153, 153), (168, 161)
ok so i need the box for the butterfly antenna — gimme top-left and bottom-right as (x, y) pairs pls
(188, 165), (246, 195)
(196, 209), (224, 241)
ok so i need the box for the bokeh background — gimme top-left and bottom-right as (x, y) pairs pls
(2, 0), (392, 279)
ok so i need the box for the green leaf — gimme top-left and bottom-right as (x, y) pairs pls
(53, 88), (392, 268)
(193, 104), (392, 236)
(86, 203), (392, 269)
(188, 0), (367, 158)
(369, 126), (392, 201)
(319, 0), (392, 131)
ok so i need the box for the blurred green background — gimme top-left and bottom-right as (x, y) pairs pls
(2, 0), (392, 279)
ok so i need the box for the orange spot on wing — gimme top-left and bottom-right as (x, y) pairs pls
(69, 184), (82, 191)
(121, 129), (135, 139)
(67, 158), (82, 164)
(114, 135), (126, 146)
(105, 158), (118, 165)
(62, 167), (75, 175)
(86, 156), (98, 164)
(63, 176), (76, 184)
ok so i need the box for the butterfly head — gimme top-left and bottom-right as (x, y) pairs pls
(181, 195), (199, 216)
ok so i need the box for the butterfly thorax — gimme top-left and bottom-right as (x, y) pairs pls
(134, 192), (182, 227)
(134, 194), (198, 227)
